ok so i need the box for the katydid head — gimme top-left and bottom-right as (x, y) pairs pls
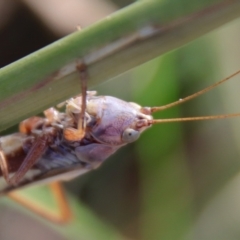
(64, 70), (240, 147)
(87, 69), (240, 146)
(84, 96), (153, 145)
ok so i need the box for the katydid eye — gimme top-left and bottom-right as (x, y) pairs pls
(122, 128), (140, 143)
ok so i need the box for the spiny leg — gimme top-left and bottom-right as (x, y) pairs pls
(7, 112), (72, 223)
(5, 117), (53, 184)
(64, 63), (88, 141)
(0, 133), (51, 186)
(0, 121), (46, 184)
(7, 182), (72, 224)
(77, 63), (88, 134)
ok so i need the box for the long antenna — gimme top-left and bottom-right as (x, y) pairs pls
(151, 70), (240, 113)
(151, 113), (240, 124)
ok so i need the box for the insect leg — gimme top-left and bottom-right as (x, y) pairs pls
(63, 63), (88, 141)
(44, 107), (60, 123)
(19, 108), (60, 135)
(7, 133), (51, 186)
(19, 116), (44, 134)
(49, 182), (72, 222)
(77, 63), (88, 133)
(7, 182), (72, 224)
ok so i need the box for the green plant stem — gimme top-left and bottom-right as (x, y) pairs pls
(0, 0), (240, 131)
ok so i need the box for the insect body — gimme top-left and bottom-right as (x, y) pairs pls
(1, 70), (240, 196)
(0, 92), (153, 194)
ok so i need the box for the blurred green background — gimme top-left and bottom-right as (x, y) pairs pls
(0, 0), (240, 240)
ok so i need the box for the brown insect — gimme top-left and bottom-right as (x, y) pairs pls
(0, 68), (240, 223)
